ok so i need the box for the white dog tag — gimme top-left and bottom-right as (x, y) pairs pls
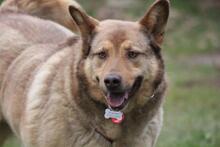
(104, 108), (123, 120)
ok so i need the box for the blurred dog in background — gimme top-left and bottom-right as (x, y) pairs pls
(1, 0), (80, 32)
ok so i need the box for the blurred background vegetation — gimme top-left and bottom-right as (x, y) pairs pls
(1, 0), (220, 147)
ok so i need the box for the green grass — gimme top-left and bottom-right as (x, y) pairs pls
(156, 59), (220, 147)
(3, 138), (20, 147)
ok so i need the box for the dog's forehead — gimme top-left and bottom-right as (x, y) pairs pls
(99, 20), (138, 29)
(94, 20), (149, 48)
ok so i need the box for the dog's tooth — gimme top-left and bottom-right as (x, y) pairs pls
(125, 92), (129, 99)
(107, 93), (111, 99)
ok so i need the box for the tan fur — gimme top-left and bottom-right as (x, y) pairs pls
(1, 0), (81, 32)
(0, 0), (170, 146)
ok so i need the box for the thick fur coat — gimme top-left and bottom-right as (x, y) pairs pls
(0, 0), (170, 146)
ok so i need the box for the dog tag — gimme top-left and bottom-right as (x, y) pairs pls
(104, 108), (124, 124)
(111, 115), (124, 124)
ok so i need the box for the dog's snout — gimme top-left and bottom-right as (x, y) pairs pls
(104, 74), (122, 90)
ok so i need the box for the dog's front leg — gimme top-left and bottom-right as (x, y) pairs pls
(21, 122), (112, 147)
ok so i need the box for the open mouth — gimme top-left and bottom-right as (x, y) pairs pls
(105, 76), (143, 111)
(106, 92), (129, 110)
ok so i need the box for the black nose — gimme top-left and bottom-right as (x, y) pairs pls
(104, 74), (122, 90)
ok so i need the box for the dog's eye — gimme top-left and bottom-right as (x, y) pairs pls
(127, 51), (139, 59)
(97, 51), (107, 59)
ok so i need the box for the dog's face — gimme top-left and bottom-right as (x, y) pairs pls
(70, 0), (169, 111)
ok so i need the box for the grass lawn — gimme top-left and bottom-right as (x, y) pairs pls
(157, 57), (220, 147)
(1, 0), (220, 147)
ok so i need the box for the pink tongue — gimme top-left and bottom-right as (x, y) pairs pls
(107, 93), (128, 107)
(107, 97), (125, 107)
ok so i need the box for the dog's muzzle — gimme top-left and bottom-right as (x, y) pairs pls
(104, 75), (143, 111)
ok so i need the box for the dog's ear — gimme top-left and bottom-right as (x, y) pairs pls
(69, 6), (99, 58)
(139, 0), (170, 45)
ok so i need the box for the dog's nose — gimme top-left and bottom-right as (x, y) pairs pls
(104, 74), (122, 90)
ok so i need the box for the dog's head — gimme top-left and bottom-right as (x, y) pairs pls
(69, 0), (169, 111)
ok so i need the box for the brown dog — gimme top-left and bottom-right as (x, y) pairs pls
(0, 0), (170, 146)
